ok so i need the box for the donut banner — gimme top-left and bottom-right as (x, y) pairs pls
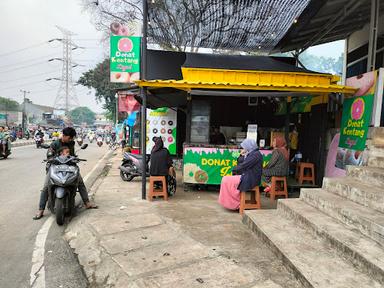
(110, 28), (141, 83)
(336, 71), (376, 170)
(183, 146), (272, 185)
(146, 108), (177, 155)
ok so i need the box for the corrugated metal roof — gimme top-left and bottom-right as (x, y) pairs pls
(137, 79), (356, 94)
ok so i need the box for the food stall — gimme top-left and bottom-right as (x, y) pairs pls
(135, 50), (356, 187)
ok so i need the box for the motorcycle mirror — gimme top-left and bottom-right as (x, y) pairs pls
(81, 144), (88, 150)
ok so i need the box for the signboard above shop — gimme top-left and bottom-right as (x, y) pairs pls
(109, 22), (141, 84)
(110, 36), (141, 83)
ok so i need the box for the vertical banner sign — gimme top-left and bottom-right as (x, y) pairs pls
(110, 35), (141, 83)
(336, 71), (376, 170)
(338, 95), (374, 151)
(146, 108), (177, 155)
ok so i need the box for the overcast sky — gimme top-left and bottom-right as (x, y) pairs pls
(0, 0), (106, 112)
(0, 0), (345, 113)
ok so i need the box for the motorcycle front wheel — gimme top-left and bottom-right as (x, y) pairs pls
(120, 169), (134, 182)
(55, 198), (65, 225)
(120, 162), (135, 182)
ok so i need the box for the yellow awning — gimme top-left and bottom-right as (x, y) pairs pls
(136, 68), (357, 95)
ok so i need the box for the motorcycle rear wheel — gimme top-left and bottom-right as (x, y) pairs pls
(55, 198), (65, 225)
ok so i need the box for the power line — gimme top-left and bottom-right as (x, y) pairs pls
(0, 60), (55, 74)
(0, 70), (58, 83)
(29, 87), (58, 94)
(72, 38), (101, 41)
(0, 53), (58, 69)
(0, 41), (49, 58)
(0, 80), (47, 92)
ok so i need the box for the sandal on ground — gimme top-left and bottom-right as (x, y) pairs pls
(33, 212), (44, 220)
(85, 202), (98, 209)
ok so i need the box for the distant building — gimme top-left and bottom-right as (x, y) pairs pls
(0, 111), (22, 126)
(21, 99), (54, 125)
(94, 113), (112, 128)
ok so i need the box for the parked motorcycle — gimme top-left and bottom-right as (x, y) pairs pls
(96, 137), (103, 147)
(105, 136), (111, 145)
(119, 152), (150, 181)
(35, 135), (44, 148)
(44, 144), (88, 225)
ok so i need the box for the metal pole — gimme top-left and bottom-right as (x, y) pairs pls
(5, 98), (8, 126)
(141, 0), (148, 200)
(20, 90), (30, 137)
(65, 37), (69, 113)
(115, 93), (119, 125)
(367, 0), (379, 72)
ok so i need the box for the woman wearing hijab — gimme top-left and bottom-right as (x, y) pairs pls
(263, 136), (289, 192)
(218, 139), (263, 210)
(150, 137), (176, 195)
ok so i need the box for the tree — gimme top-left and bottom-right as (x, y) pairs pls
(0, 96), (20, 112)
(68, 107), (96, 125)
(299, 52), (344, 75)
(82, 0), (258, 52)
(78, 59), (124, 121)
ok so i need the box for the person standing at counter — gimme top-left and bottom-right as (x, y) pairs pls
(218, 139), (263, 210)
(210, 127), (226, 145)
(263, 136), (289, 192)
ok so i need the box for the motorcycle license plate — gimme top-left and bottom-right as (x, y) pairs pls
(57, 165), (76, 172)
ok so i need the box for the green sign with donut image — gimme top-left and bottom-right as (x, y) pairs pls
(339, 94), (374, 151)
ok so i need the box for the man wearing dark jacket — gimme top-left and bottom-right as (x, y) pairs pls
(33, 127), (97, 220)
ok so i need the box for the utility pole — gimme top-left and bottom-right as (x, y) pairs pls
(141, 0), (148, 200)
(20, 90), (30, 136)
(5, 98), (8, 126)
(52, 26), (80, 114)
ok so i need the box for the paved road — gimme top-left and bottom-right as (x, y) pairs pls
(0, 142), (109, 288)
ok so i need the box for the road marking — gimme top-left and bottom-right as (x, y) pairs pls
(29, 149), (111, 287)
(30, 216), (53, 288)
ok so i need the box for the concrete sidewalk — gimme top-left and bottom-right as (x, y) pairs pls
(65, 154), (303, 288)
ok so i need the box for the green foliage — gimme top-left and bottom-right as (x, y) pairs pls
(78, 59), (126, 121)
(0, 96), (20, 111)
(68, 107), (96, 125)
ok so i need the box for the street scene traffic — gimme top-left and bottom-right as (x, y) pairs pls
(1, 0), (384, 287)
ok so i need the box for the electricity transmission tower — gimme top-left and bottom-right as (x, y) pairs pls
(53, 26), (80, 113)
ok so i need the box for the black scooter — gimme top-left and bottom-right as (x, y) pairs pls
(119, 152), (150, 181)
(43, 143), (88, 225)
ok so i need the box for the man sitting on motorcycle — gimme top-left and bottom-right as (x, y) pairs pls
(33, 127), (97, 220)
(34, 128), (44, 140)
